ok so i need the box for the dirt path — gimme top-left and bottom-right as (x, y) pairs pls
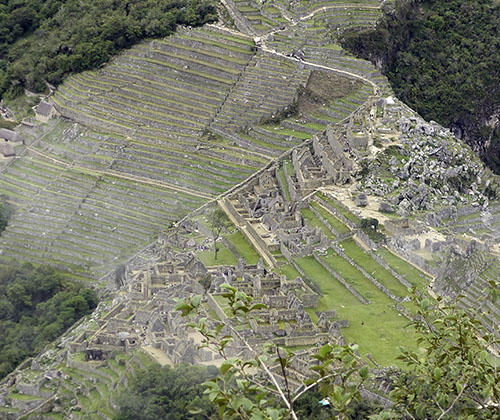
(259, 44), (378, 94)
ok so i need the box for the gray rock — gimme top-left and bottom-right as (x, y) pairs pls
(355, 193), (368, 207)
(397, 198), (411, 217)
(410, 238), (421, 250)
(390, 195), (401, 205)
(379, 202), (395, 213)
(445, 167), (458, 179)
(399, 117), (411, 133)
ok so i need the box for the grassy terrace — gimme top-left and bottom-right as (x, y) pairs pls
(40, 351), (146, 418)
(340, 238), (410, 298)
(225, 230), (261, 265)
(0, 136), (207, 277)
(310, 201), (351, 234)
(301, 207), (336, 239)
(211, 52), (310, 133)
(277, 165), (291, 202)
(375, 248), (432, 290)
(316, 192), (361, 225)
(295, 255), (416, 366)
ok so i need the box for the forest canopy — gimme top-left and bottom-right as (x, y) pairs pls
(342, 0), (500, 173)
(115, 364), (219, 420)
(0, 0), (218, 98)
(0, 263), (98, 379)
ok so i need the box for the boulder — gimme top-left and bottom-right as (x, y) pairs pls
(354, 193), (367, 207)
(397, 198), (411, 217)
(379, 202), (394, 213)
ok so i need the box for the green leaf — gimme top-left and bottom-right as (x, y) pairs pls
(220, 360), (235, 375)
(433, 366), (442, 380)
(415, 404), (425, 419)
(359, 365), (369, 379)
(241, 397), (253, 411)
(318, 343), (332, 358)
(249, 303), (267, 311)
(191, 295), (202, 308)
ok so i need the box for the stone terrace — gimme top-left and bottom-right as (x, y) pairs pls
(210, 50), (310, 133)
(0, 4), (391, 279)
(0, 128), (207, 278)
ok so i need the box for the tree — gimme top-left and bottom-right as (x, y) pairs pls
(360, 218), (378, 232)
(176, 285), (499, 420)
(0, 262), (98, 379)
(199, 274), (212, 294)
(115, 364), (218, 420)
(210, 207), (229, 260)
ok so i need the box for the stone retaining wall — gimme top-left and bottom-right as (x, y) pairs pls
(313, 251), (369, 304)
(314, 195), (358, 229)
(387, 238), (439, 277)
(331, 243), (402, 302)
(369, 249), (413, 290)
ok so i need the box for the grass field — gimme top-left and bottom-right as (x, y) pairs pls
(295, 255), (417, 367)
(197, 246), (238, 266)
(277, 263), (301, 280)
(225, 230), (261, 264)
(322, 249), (388, 303)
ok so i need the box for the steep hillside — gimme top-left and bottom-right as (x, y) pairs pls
(0, 1), (498, 418)
(0, 7), (386, 280)
(343, 0), (500, 173)
(0, 0), (218, 97)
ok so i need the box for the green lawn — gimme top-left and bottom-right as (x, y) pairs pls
(322, 249), (388, 304)
(311, 201), (351, 234)
(301, 208), (335, 239)
(225, 231), (261, 264)
(197, 246), (238, 266)
(375, 248), (431, 289)
(340, 239), (410, 298)
(276, 263), (301, 280)
(295, 255), (417, 367)
(295, 256), (364, 310)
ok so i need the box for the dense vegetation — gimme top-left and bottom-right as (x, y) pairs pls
(115, 363), (383, 420)
(0, 263), (98, 378)
(0, 0), (217, 98)
(115, 364), (218, 420)
(343, 0), (500, 173)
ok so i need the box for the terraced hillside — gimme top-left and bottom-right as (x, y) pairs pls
(0, 0), (397, 282)
(0, 0), (390, 281)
